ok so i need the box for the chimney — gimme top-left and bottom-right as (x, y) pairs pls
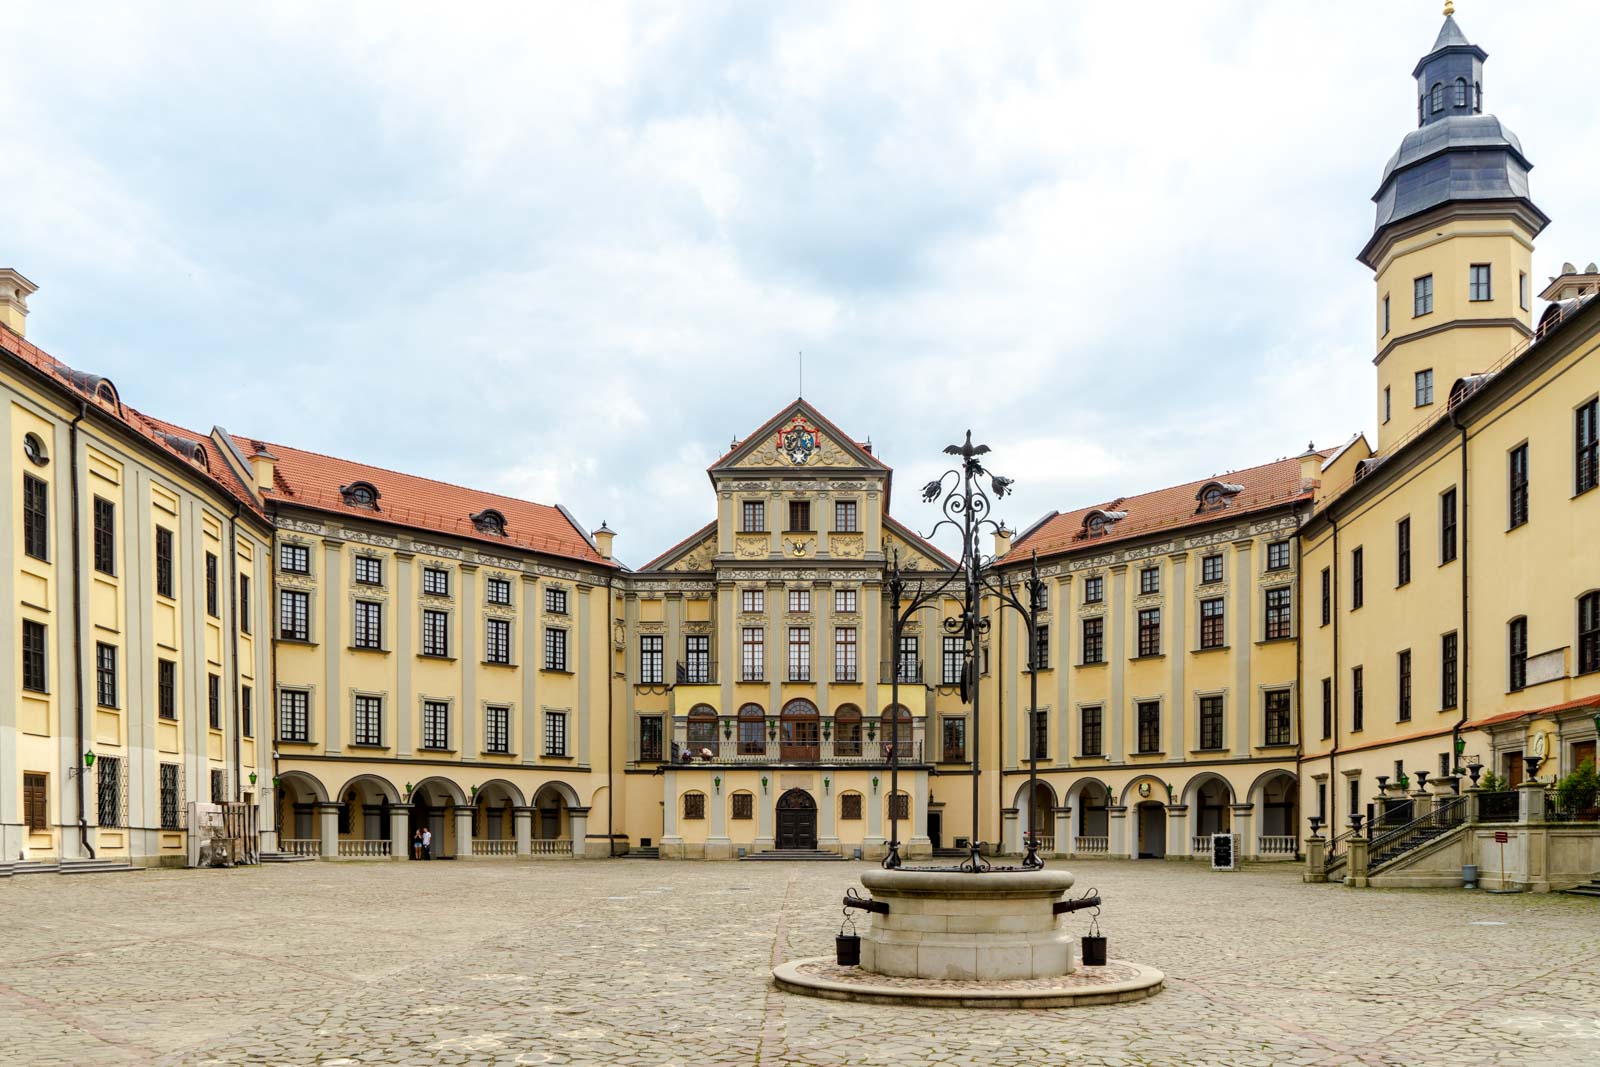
(993, 524), (1013, 558)
(594, 521), (616, 560)
(249, 443), (278, 494)
(0, 268), (39, 336)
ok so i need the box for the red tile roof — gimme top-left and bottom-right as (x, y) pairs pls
(1005, 453), (1325, 564)
(245, 436), (613, 567)
(1471, 695), (1600, 729)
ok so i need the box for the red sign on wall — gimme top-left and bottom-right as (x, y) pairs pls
(1493, 831), (1509, 844)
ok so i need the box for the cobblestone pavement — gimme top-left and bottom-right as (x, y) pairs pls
(2, 859), (1598, 1065)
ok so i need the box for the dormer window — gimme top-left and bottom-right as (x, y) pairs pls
(1195, 481), (1244, 513)
(471, 508), (508, 536)
(1429, 83), (1444, 113)
(189, 444), (208, 469)
(1081, 508), (1127, 539)
(339, 481), (380, 509)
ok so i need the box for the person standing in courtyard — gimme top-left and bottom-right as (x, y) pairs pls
(411, 828), (423, 860)
(421, 826), (432, 860)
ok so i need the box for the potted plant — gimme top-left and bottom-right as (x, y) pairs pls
(1479, 770), (1508, 793)
(1553, 760), (1600, 821)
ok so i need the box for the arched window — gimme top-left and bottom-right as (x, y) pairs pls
(340, 481), (380, 509)
(1578, 592), (1600, 675)
(834, 704), (862, 757)
(686, 703), (719, 756)
(1430, 83), (1444, 113)
(23, 432), (48, 466)
(738, 703), (766, 756)
(471, 508), (507, 536)
(1454, 78), (1467, 107)
(780, 699), (819, 760)
(880, 705), (913, 760)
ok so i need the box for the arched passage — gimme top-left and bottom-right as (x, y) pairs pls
(1067, 778), (1110, 847)
(408, 776), (465, 858)
(476, 779), (525, 843)
(1184, 773), (1234, 838)
(1012, 779), (1057, 843)
(275, 770), (328, 848)
(1251, 770), (1299, 854)
(532, 782), (580, 841)
(336, 774), (400, 843)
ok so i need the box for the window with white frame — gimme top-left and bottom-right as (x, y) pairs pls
(834, 627), (857, 682)
(742, 627), (764, 681)
(834, 499), (858, 532)
(835, 588), (856, 613)
(742, 588), (764, 613)
(788, 588), (810, 613)
(788, 627), (811, 681)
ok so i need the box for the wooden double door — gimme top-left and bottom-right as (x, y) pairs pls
(775, 789), (817, 850)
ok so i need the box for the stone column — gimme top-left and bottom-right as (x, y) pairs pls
(317, 803), (339, 858)
(909, 771), (930, 855)
(387, 804), (409, 861)
(1108, 805), (1129, 858)
(513, 806), (533, 857)
(1166, 803), (1190, 859)
(864, 781), (884, 857)
(1053, 806), (1072, 857)
(1410, 788), (1434, 822)
(453, 806), (474, 859)
(1230, 802), (1255, 860)
(1346, 836), (1369, 888)
(756, 781), (776, 853)
(567, 806), (589, 858)
(707, 784), (732, 860)
(1001, 807), (1020, 855)
(660, 768), (683, 858)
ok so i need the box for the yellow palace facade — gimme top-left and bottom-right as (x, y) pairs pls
(4, 11), (1598, 870)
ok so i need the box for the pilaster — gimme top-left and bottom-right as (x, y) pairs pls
(1168, 552), (1187, 756)
(1109, 566), (1127, 762)
(1231, 539), (1254, 758)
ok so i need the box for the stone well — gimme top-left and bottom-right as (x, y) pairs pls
(856, 867), (1078, 981)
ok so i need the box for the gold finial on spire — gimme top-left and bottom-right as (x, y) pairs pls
(1443, 1), (1455, 15)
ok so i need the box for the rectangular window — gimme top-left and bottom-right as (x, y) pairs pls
(1265, 690), (1292, 746)
(22, 474), (48, 561)
(545, 587), (569, 615)
(1352, 666), (1364, 731)
(640, 716), (664, 761)
(940, 635), (963, 686)
(835, 627), (858, 683)
(1397, 517), (1411, 586)
(1081, 617), (1104, 664)
(1508, 443), (1530, 528)
(941, 716), (966, 761)
(1415, 369), (1434, 407)
(544, 628), (568, 671)
(1200, 597), (1225, 650)
(1201, 554), (1223, 584)
(1576, 399), (1599, 495)
(840, 794), (862, 820)
(732, 793), (753, 820)
(1577, 593), (1600, 675)
(1136, 701), (1160, 754)
(888, 793), (910, 821)
(1509, 617), (1528, 691)
(1441, 488), (1458, 563)
(95, 643), (117, 708)
(153, 527), (174, 598)
(835, 588), (856, 613)
(154, 658), (177, 719)
(354, 556), (382, 585)
(639, 634), (663, 683)
(422, 700), (450, 750)
(1469, 263), (1492, 302)
(742, 500), (765, 533)
(1199, 695), (1224, 750)
(240, 575), (251, 634)
(683, 634), (710, 683)
(1028, 710), (1048, 760)
(834, 500), (858, 532)
(788, 588), (810, 613)
(1084, 576), (1104, 604)
(1382, 293), (1391, 336)
(279, 542), (310, 574)
(24, 772), (48, 832)
(422, 567), (449, 597)
(242, 685), (253, 738)
(205, 552), (219, 617)
(92, 497), (115, 575)
(1520, 270), (1530, 311)
(1030, 625), (1049, 671)
(1139, 566), (1160, 595)
(98, 756), (123, 826)
(788, 500), (811, 532)
(1080, 706), (1103, 757)
(742, 588), (764, 613)
(742, 627), (764, 681)
(1321, 567), (1331, 626)
(544, 711), (568, 756)
(353, 600), (383, 649)
(486, 576), (511, 605)
(354, 694), (382, 746)
(1266, 540), (1291, 571)
(1321, 677), (1333, 739)
(421, 609), (449, 657)
(159, 763), (182, 830)
(896, 635), (919, 682)
(208, 769), (226, 805)
(486, 617), (512, 665)
(22, 620), (47, 693)
(1442, 631), (1459, 709)
(1137, 608), (1161, 657)
(278, 690), (310, 742)
(1384, 386), (1392, 424)
(484, 705), (510, 754)
(1351, 547), (1364, 609)
(1414, 274), (1434, 316)
(279, 590), (309, 641)
(208, 673), (222, 729)
(682, 792), (705, 820)
(1397, 649), (1412, 722)
(1265, 587), (1292, 640)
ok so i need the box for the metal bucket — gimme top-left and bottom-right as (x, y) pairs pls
(836, 934), (861, 967)
(1082, 914), (1107, 966)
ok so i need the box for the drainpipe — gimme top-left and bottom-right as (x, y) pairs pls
(1448, 409), (1470, 765)
(606, 574), (617, 857)
(227, 503), (242, 801)
(1328, 511), (1340, 827)
(69, 401), (95, 859)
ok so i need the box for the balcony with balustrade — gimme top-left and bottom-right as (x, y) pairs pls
(666, 713), (926, 767)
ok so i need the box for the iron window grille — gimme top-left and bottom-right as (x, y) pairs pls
(159, 763), (184, 830)
(835, 628), (858, 682)
(1397, 650), (1412, 722)
(486, 576), (512, 605)
(354, 556), (383, 585)
(544, 711), (568, 757)
(1201, 554), (1223, 584)
(683, 793), (705, 820)
(1139, 567), (1160, 595)
(840, 794), (863, 820)
(1266, 540), (1291, 571)
(1509, 617), (1528, 691)
(422, 609), (449, 657)
(1265, 587), (1292, 640)
(639, 716), (664, 761)
(1441, 488), (1458, 563)
(1137, 608), (1161, 657)
(1352, 666), (1364, 731)
(732, 793), (753, 819)
(544, 628), (568, 671)
(279, 543), (310, 574)
(486, 618), (511, 665)
(942, 636), (963, 685)
(1264, 690), (1292, 746)
(22, 620), (47, 693)
(354, 600), (383, 650)
(1136, 702), (1160, 753)
(889, 793), (910, 821)
(835, 588), (856, 613)
(1080, 706), (1103, 756)
(95, 643), (117, 708)
(834, 500), (858, 532)
(741, 627), (764, 681)
(1199, 696), (1224, 750)
(485, 705), (510, 754)
(1577, 399), (1598, 495)
(1081, 617), (1105, 664)
(788, 627), (811, 682)
(92, 496), (115, 574)
(1508, 444), (1530, 528)
(208, 673), (222, 729)
(422, 700), (450, 750)
(545, 587), (569, 615)
(422, 567), (450, 597)
(23, 474), (48, 561)
(354, 695), (382, 746)
(205, 552), (219, 617)
(1200, 597), (1225, 649)
(639, 634), (663, 683)
(279, 590), (310, 641)
(278, 691), (310, 742)
(96, 754), (125, 828)
(1442, 632), (1459, 708)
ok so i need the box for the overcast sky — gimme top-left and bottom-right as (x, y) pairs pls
(6, 3), (1598, 564)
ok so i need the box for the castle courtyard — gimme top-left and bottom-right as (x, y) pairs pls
(2, 860), (1596, 1066)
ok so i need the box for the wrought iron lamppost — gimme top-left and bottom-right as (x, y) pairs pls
(991, 552), (1048, 869)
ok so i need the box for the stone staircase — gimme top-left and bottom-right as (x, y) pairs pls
(259, 850), (316, 864)
(621, 846), (659, 860)
(1562, 874), (1600, 898)
(1369, 821), (1462, 873)
(59, 858), (137, 876)
(739, 848), (850, 862)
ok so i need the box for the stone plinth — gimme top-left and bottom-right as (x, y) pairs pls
(857, 868), (1078, 981)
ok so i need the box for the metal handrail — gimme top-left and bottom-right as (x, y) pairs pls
(1368, 796), (1468, 868)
